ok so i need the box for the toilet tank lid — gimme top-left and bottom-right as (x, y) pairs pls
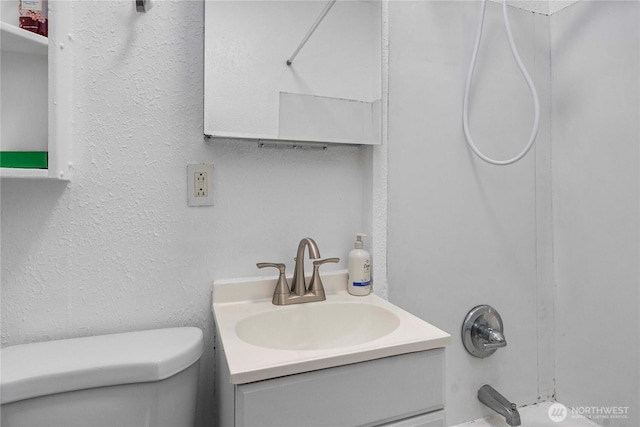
(0, 327), (204, 404)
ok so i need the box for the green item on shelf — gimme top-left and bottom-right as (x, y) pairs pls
(0, 151), (48, 169)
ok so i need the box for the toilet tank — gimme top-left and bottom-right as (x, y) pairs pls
(1, 327), (204, 427)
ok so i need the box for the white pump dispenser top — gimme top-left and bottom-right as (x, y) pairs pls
(354, 233), (365, 249)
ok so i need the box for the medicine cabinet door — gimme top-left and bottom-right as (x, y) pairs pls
(204, 0), (382, 146)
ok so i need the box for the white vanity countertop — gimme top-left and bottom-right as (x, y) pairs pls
(212, 270), (451, 384)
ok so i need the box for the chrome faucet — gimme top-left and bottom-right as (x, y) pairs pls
(478, 385), (521, 426)
(291, 238), (321, 296)
(257, 238), (339, 305)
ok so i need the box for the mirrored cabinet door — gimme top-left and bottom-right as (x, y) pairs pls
(204, 0), (382, 146)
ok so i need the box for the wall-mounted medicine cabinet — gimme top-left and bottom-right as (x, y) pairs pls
(1, 0), (72, 179)
(204, 0), (382, 146)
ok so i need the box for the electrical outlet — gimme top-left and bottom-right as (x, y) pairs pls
(187, 164), (214, 206)
(195, 172), (208, 197)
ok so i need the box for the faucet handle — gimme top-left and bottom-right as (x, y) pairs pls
(475, 324), (507, 350)
(308, 258), (339, 297)
(483, 341), (508, 350)
(257, 263), (290, 305)
(257, 262), (286, 271)
(312, 257), (340, 267)
(462, 305), (507, 358)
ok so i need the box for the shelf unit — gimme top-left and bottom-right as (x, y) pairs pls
(1, 21), (48, 55)
(1, 1), (72, 180)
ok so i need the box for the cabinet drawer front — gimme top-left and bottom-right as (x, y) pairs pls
(236, 349), (444, 427)
(377, 410), (445, 427)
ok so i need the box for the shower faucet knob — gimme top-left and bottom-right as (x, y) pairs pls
(461, 305), (507, 358)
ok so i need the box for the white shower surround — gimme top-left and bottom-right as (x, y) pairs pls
(387, 1), (638, 426)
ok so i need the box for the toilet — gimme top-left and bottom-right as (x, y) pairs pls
(0, 327), (203, 427)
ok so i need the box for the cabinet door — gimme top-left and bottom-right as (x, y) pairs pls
(204, 1), (382, 146)
(235, 349), (445, 427)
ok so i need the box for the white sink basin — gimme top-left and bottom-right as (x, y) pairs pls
(212, 270), (451, 384)
(235, 302), (400, 351)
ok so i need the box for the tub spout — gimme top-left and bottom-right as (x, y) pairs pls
(478, 384), (521, 426)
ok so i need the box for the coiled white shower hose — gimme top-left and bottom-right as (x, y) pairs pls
(463, 0), (541, 166)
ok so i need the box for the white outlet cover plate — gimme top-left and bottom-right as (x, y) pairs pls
(187, 163), (214, 207)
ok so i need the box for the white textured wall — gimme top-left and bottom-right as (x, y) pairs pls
(0, 1), (369, 425)
(387, 1), (551, 424)
(551, 1), (639, 426)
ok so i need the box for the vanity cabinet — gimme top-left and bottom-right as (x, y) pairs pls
(1, 0), (72, 179)
(215, 342), (446, 427)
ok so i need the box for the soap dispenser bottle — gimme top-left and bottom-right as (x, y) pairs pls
(348, 233), (371, 296)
